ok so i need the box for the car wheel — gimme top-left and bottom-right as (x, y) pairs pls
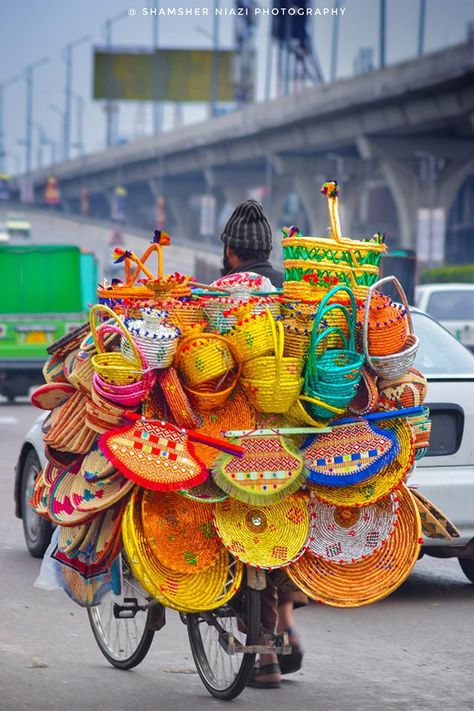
(459, 558), (474, 584)
(21, 449), (53, 558)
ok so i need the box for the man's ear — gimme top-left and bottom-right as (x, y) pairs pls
(226, 245), (238, 267)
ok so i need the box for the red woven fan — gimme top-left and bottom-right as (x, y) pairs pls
(99, 413), (243, 492)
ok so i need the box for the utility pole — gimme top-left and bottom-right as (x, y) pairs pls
(152, 0), (162, 133)
(49, 104), (65, 161)
(379, 0), (386, 69)
(210, 0), (220, 117)
(24, 57), (49, 175)
(102, 11), (128, 148)
(63, 35), (90, 161)
(0, 75), (20, 173)
(330, 0), (341, 82)
(417, 0), (426, 56)
(70, 92), (84, 155)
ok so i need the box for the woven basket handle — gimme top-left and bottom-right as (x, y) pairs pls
(265, 309), (285, 393)
(299, 394), (345, 415)
(362, 276), (413, 370)
(305, 326), (348, 391)
(89, 303), (142, 366)
(316, 303), (353, 341)
(314, 325), (349, 351)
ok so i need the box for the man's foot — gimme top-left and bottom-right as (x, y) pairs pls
(279, 628), (304, 675)
(247, 663), (281, 689)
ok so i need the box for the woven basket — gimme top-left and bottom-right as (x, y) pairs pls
(358, 290), (408, 356)
(92, 371), (145, 408)
(184, 369), (242, 411)
(123, 308), (180, 369)
(160, 298), (205, 330)
(287, 483), (421, 607)
(377, 367), (428, 411)
(363, 277), (419, 380)
(240, 312), (304, 413)
(225, 309), (275, 362)
(348, 366), (379, 415)
(90, 304), (144, 385)
(175, 333), (237, 387)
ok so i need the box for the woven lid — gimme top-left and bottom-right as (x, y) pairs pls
(100, 418), (208, 491)
(140, 490), (222, 572)
(410, 488), (460, 540)
(213, 434), (305, 505)
(287, 483), (421, 607)
(31, 382), (76, 410)
(309, 418), (414, 507)
(303, 421), (399, 487)
(307, 492), (399, 563)
(214, 491), (310, 569)
(122, 491), (243, 612)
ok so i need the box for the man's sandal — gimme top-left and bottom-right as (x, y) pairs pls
(279, 628), (304, 675)
(247, 663), (281, 689)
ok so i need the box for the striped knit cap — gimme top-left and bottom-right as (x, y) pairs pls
(220, 199), (272, 251)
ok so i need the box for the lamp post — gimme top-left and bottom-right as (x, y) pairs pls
(102, 10), (129, 147)
(49, 104), (65, 161)
(63, 35), (90, 161)
(0, 75), (20, 173)
(24, 57), (49, 174)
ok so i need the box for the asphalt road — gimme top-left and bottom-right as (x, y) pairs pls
(1, 399), (473, 711)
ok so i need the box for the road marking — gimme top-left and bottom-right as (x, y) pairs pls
(0, 417), (18, 426)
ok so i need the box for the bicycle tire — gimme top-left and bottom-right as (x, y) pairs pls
(87, 559), (157, 670)
(186, 585), (261, 700)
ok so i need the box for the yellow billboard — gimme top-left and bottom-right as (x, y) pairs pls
(93, 48), (242, 102)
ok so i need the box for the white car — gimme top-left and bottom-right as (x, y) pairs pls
(14, 310), (474, 582)
(416, 283), (474, 352)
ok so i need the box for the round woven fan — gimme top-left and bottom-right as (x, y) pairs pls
(179, 476), (228, 503)
(30, 469), (52, 518)
(307, 491), (399, 562)
(309, 418), (414, 507)
(302, 421), (399, 487)
(214, 491), (310, 569)
(141, 490), (223, 573)
(48, 463), (100, 526)
(70, 470), (134, 514)
(44, 446), (83, 470)
(287, 484), (421, 607)
(122, 492), (243, 612)
(213, 434), (305, 505)
(31, 382), (76, 410)
(192, 386), (255, 467)
(57, 520), (91, 555)
(80, 442), (116, 482)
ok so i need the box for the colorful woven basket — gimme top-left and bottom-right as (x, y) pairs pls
(141, 490), (222, 573)
(307, 491), (399, 563)
(363, 277), (419, 380)
(153, 367), (199, 429)
(308, 418), (415, 507)
(357, 290), (408, 356)
(123, 307), (180, 369)
(378, 367), (428, 412)
(225, 308), (275, 362)
(214, 491), (310, 569)
(175, 333), (237, 387)
(409, 488), (460, 540)
(287, 483), (421, 607)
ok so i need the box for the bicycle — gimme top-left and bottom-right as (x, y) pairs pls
(88, 556), (291, 700)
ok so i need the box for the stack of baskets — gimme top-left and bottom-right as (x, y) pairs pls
(31, 186), (449, 618)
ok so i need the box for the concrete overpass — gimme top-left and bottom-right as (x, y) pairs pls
(10, 41), (474, 260)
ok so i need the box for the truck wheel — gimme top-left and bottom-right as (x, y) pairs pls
(459, 558), (474, 584)
(21, 449), (53, 558)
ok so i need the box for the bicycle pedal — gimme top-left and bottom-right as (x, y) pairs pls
(113, 597), (147, 619)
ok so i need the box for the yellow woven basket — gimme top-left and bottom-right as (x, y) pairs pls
(90, 304), (144, 385)
(225, 308), (275, 362)
(175, 333), (236, 387)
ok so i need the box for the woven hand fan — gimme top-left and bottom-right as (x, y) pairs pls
(48, 461), (99, 526)
(212, 434), (305, 505)
(179, 476), (228, 503)
(307, 492), (399, 563)
(409, 488), (460, 540)
(70, 470), (134, 514)
(302, 421), (399, 487)
(214, 491), (310, 569)
(141, 490), (223, 573)
(31, 382), (76, 410)
(80, 441), (116, 482)
(99, 413), (243, 492)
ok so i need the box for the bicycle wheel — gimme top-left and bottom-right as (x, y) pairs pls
(88, 556), (160, 670)
(187, 584), (261, 700)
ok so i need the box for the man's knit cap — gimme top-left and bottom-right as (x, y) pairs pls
(220, 199), (272, 251)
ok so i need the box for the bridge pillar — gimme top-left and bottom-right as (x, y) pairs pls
(166, 194), (196, 243)
(357, 136), (474, 260)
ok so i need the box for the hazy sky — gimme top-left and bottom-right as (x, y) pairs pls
(1, 0), (473, 173)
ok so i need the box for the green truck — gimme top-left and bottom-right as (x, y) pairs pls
(0, 244), (98, 401)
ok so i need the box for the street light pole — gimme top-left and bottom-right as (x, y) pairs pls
(24, 57), (49, 175)
(0, 75), (20, 173)
(102, 10), (128, 147)
(63, 35), (90, 161)
(49, 104), (65, 161)
(379, 0), (386, 69)
(417, 0), (426, 56)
